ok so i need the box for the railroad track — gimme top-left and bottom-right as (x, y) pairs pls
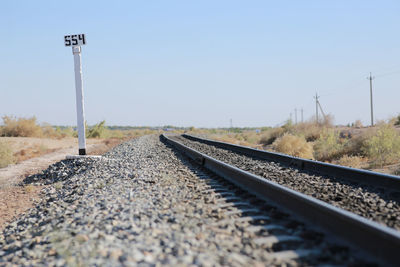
(1, 134), (398, 265)
(162, 133), (400, 266)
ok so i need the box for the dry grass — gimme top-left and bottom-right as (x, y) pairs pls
(334, 155), (365, 169)
(0, 116), (75, 139)
(211, 134), (254, 147)
(193, 118), (400, 174)
(1, 116), (43, 137)
(272, 134), (314, 159)
(88, 138), (128, 155)
(13, 144), (55, 163)
(0, 141), (15, 168)
(290, 122), (323, 142)
(24, 184), (36, 193)
(260, 128), (285, 145)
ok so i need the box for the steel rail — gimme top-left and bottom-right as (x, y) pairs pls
(162, 134), (400, 266)
(182, 134), (400, 191)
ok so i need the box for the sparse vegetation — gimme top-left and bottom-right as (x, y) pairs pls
(24, 184), (36, 193)
(86, 120), (107, 138)
(290, 122), (322, 142)
(2, 114), (400, 175)
(335, 155), (364, 169)
(1, 116), (43, 137)
(362, 124), (400, 167)
(190, 114), (400, 175)
(272, 134), (314, 159)
(0, 115), (163, 167)
(313, 129), (346, 162)
(260, 128), (285, 145)
(13, 144), (51, 163)
(0, 141), (15, 168)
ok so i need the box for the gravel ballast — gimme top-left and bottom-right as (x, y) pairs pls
(173, 135), (400, 230)
(0, 135), (373, 266)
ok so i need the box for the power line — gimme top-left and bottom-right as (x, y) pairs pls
(374, 70), (400, 78)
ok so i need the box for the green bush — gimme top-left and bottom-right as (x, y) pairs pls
(362, 124), (400, 167)
(87, 120), (107, 138)
(55, 127), (75, 138)
(313, 129), (346, 162)
(0, 141), (15, 168)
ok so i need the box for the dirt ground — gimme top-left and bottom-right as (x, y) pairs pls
(0, 137), (126, 231)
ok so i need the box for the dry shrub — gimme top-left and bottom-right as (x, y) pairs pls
(335, 155), (364, 169)
(241, 131), (261, 144)
(353, 120), (363, 128)
(260, 128), (285, 145)
(0, 141), (15, 168)
(394, 115), (400, 126)
(55, 127), (75, 138)
(321, 114), (334, 127)
(41, 123), (61, 138)
(291, 122), (323, 142)
(313, 129), (346, 162)
(342, 128), (376, 157)
(362, 124), (400, 167)
(212, 134), (253, 147)
(272, 134), (314, 159)
(2, 116), (43, 137)
(87, 121), (106, 138)
(124, 129), (158, 139)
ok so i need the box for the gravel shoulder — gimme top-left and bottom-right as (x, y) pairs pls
(173, 135), (400, 230)
(0, 139), (122, 232)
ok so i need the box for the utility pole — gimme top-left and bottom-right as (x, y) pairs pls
(230, 118), (233, 128)
(367, 72), (375, 126)
(290, 113), (292, 123)
(314, 93), (319, 124)
(301, 108), (304, 123)
(295, 108), (298, 124)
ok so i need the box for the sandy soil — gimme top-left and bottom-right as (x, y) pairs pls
(0, 137), (125, 231)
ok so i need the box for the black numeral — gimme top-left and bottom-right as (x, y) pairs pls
(71, 35), (78, 45)
(64, 36), (71, 46)
(78, 34), (85, 44)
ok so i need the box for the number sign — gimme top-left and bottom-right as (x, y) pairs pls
(64, 34), (86, 47)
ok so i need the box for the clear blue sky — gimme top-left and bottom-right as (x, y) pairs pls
(1, 0), (399, 127)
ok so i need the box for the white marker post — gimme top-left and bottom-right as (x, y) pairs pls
(65, 34), (87, 155)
